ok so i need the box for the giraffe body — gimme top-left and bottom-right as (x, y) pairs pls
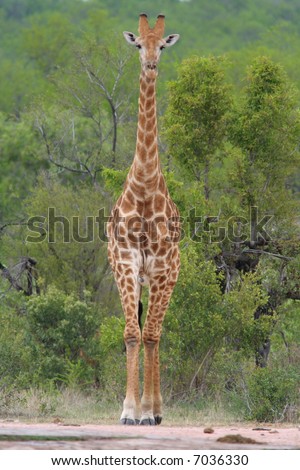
(107, 14), (180, 425)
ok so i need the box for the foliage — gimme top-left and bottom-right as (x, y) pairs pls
(245, 365), (300, 422)
(162, 245), (269, 395)
(0, 286), (33, 389)
(22, 12), (74, 76)
(98, 315), (126, 398)
(102, 167), (128, 198)
(2, 175), (114, 305)
(0, 113), (47, 223)
(164, 56), (231, 197)
(25, 286), (101, 385)
(228, 56), (300, 211)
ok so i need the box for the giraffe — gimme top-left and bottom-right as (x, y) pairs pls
(107, 13), (180, 425)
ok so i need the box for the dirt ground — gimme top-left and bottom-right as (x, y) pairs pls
(0, 421), (299, 449)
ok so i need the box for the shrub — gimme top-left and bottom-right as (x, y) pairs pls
(0, 287), (33, 389)
(98, 315), (126, 398)
(246, 365), (300, 422)
(26, 286), (101, 385)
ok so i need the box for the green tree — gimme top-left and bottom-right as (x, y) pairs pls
(229, 56), (300, 213)
(22, 176), (112, 303)
(164, 55), (300, 376)
(22, 12), (74, 76)
(33, 31), (137, 179)
(0, 113), (47, 224)
(164, 56), (231, 199)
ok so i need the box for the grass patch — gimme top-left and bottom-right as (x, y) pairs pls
(0, 387), (245, 426)
(0, 388), (120, 424)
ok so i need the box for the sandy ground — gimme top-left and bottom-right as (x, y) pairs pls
(0, 421), (299, 449)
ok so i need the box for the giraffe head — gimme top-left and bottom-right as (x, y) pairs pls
(123, 14), (180, 79)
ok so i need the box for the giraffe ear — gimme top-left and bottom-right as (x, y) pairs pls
(123, 31), (138, 45)
(163, 34), (180, 47)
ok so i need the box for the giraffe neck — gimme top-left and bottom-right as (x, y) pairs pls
(129, 70), (162, 197)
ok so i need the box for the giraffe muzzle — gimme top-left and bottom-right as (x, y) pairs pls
(146, 62), (157, 70)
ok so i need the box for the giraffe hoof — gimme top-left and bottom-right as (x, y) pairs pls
(120, 418), (136, 425)
(154, 415), (162, 425)
(140, 418), (156, 426)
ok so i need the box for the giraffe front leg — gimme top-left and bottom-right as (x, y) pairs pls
(141, 328), (164, 425)
(153, 341), (163, 424)
(141, 275), (178, 425)
(121, 324), (141, 425)
(140, 333), (157, 426)
(140, 278), (167, 425)
(142, 330), (163, 425)
(114, 265), (142, 425)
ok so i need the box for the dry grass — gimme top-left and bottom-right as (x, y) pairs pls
(0, 387), (244, 426)
(0, 388), (118, 424)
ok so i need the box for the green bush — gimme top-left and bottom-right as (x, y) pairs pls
(98, 315), (126, 399)
(0, 287), (33, 389)
(26, 286), (101, 386)
(246, 366), (300, 422)
(162, 245), (268, 396)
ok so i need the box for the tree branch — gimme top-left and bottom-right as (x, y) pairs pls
(85, 68), (118, 159)
(0, 221), (28, 234)
(36, 122), (92, 176)
(0, 262), (25, 293)
(242, 249), (293, 261)
(285, 291), (300, 300)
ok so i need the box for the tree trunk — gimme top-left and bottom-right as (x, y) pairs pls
(204, 160), (210, 200)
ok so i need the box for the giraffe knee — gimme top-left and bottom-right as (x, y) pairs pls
(142, 330), (159, 346)
(124, 326), (141, 347)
